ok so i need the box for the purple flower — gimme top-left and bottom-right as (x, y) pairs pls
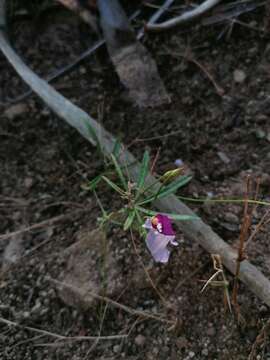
(143, 214), (178, 263)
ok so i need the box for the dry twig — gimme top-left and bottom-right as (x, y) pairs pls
(0, 209), (86, 241)
(0, 316), (127, 342)
(146, 0), (222, 32)
(248, 318), (270, 360)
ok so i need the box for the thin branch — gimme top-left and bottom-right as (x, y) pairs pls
(248, 318), (270, 360)
(146, 0), (222, 32)
(138, 0), (176, 38)
(0, 316), (127, 341)
(0, 209), (86, 241)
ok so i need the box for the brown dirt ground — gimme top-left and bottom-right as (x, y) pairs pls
(1, 1), (270, 359)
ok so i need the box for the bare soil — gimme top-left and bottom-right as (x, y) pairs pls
(1, 2), (270, 359)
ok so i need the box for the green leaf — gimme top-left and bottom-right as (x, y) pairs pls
(82, 175), (102, 191)
(136, 206), (198, 221)
(111, 154), (128, 190)
(123, 210), (136, 231)
(102, 176), (125, 195)
(84, 121), (103, 154)
(139, 176), (192, 205)
(112, 139), (121, 157)
(135, 150), (150, 199)
(134, 208), (146, 236)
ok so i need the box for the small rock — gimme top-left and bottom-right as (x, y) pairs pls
(2, 234), (24, 271)
(22, 311), (30, 319)
(260, 173), (270, 187)
(54, 228), (145, 309)
(176, 336), (189, 350)
(32, 301), (42, 314)
(233, 69), (246, 83)
(12, 211), (21, 221)
(24, 177), (34, 189)
(259, 305), (268, 314)
(255, 129), (266, 139)
(4, 103), (28, 120)
(206, 326), (216, 337)
(80, 67), (87, 75)
(224, 212), (239, 224)
(135, 334), (146, 346)
(175, 159), (184, 167)
(220, 221), (239, 232)
(113, 344), (121, 353)
(189, 351), (195, 358)
(202, 348), (209, 356)
(217, 151), (230, 165)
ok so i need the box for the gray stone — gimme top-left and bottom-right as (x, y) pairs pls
(202, 348), (209, 356)
(4, 103), (28, 120)
(224, 212), (239, 224)
(54, 228), (145, 309)
(135, 334), (146, 346)
(233, 69), (246, 83)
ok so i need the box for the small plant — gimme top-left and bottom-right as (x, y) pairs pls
(83, 150), (196, 262)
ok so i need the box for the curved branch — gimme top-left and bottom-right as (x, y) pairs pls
(146, 0), (222, 32)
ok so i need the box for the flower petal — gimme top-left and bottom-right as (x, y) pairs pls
(143, 218), (153, 230)
(145, 231), (175, 263)
(170, 238), (178, 246)
(156, 214), (175, 236)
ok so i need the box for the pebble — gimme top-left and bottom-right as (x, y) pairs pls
(255, 129), (266, 139)
(24, 177), (34, 189)
(175, 159), (184, 167)
(189, 351), (195, 358)
(113, 345), (121, 353)
(206, 327), (216, 337)
(224, 212), (239, 224)
(202, 348), (209, 356)
(260, 173), (270, 187)
(4, 103), (28, 120)
(217, 151), (230, 164)
(259, 305), (268, 314)
(32, 301), (41, 313)
(22, 311), (30, 319)
(233, 69), (246, 83)
(135, 334), (146, 346)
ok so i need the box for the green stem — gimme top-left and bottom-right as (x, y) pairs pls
(178, 196), (270, 207)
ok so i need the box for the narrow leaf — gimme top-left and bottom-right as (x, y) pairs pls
(111, 154), (128, 190)
(123, 210), (136, 231)
(112, 139), (121, 157)
(102, 176), (125, 195)
(82, 175), (102, 191)
(136, 206), (198, 221)
(139, 176), (192, 205)
(136, 150), (150, 198)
